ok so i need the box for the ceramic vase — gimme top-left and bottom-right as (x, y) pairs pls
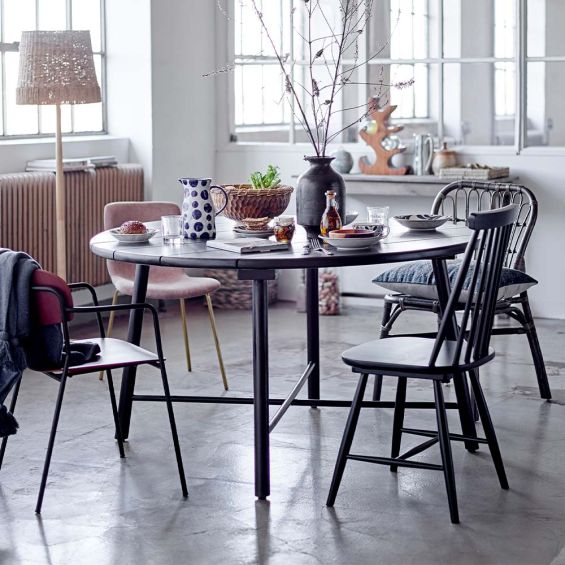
(330, 148), (354, 174)
(296, 156), (346, 236)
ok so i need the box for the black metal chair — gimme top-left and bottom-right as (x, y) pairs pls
(373, 181), (550, 401)
(0, 269), (188, 514)
(327, 204), (518, 524)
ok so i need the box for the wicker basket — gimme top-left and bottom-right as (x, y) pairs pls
(212, 184), (293, 222)
(205, 269), (278, 309)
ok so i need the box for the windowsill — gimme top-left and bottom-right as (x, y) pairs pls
(218, 141), (565, 156)
(0, 133), (125, 146)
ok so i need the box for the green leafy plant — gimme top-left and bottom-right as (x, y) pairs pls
(249, 165), (281, 189)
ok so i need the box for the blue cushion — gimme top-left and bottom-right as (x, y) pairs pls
(373, 260), (537, 301)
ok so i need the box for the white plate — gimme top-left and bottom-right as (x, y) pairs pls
(109, 228), (158, 243)
(393, 214), (448, 230)
(319, 234), (385, 250)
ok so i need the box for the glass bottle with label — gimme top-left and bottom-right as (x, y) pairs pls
(320, 190), (342, 236)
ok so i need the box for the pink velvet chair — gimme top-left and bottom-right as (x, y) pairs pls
(103, 201), (228, 390)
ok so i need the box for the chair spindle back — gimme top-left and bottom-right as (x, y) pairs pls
(432, 181), (537, 271)
(429, 204), (520, 368)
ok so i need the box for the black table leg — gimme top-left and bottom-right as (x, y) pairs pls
(252, 278), (270, 499)
(306, 268), (320, 404)
(117, 263), (150, 439)
(431, 258), (479, 452)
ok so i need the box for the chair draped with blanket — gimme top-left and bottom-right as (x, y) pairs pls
(0, 269), (188, 514)
(103, 201), (228, 390)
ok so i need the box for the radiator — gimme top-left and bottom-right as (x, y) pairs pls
(0, 164), (143, 285)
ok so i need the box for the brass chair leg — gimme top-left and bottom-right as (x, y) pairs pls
(99, 289), (119, 380)
(179, 299), (192, 372)
(205, 294), (228, 391)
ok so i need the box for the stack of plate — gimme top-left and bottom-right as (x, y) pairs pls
(319, 228), (387, 250)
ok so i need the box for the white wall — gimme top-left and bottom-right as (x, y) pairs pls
(150, 0), (217, 206)
(106, 0), (153, 196)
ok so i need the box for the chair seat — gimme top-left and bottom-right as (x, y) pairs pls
(48, 338), (160, 376)
(342, 337), (494, 378)
(111, 268), (221, 300)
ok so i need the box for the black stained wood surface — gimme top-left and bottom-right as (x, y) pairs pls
(90, 217), (471, 271)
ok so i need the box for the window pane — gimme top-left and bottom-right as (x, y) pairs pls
(390, 0), (429, 60)
(72, 0), (102, 51)
(38, 0), (67, 30)
(5, 52), (38, 135)
(233, 62), (288, 142)
(443, 62), (515, 146)
(527, 0), (565, 57)
(443, 0), (515, 59)
(4, 0), (36, 43)
(527, 61), (565, 146)
(369, 0), (433, 60)
(39, 105), (72, 134)
(73, 55), (104, 131)
(235, 0), (291, 59)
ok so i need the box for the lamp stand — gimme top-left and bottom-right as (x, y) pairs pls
(55, 103), (67, 280)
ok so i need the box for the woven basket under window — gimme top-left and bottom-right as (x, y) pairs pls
(211, 184), (293, 222)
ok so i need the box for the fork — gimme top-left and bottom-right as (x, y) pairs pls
(310, 237), (334, 256)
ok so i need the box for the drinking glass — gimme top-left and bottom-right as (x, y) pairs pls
(365, 206), (390, 238)
(366, 206), (390, 225)
(161, 215), (182, 244)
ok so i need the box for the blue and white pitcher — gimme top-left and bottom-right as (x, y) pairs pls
(178, 178), (228, 240)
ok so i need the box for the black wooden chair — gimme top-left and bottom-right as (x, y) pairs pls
(0, 269), (188, 514)
(327, 204), (518, 524)
(372, 181), (550, 401)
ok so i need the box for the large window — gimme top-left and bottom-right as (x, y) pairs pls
(0, 0), (105, 137)
(228, 0), (565, 150)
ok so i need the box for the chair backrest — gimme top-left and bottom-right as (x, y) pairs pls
(429, 204), (519, 367)
(104, 201), (181, 280)
(431, 181), (537, 271)
(31, 270), (74, 325)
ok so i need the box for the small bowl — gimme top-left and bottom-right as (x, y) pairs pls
(329, 228), (376, 239)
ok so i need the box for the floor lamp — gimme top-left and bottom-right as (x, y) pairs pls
(16, 30), (101, 280)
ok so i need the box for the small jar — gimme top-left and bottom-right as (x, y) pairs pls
(273, 216), (296, 243)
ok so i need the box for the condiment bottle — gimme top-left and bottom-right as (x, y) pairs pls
(320, 190), (342, 236)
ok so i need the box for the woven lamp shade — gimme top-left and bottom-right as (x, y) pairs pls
(16, 30), (100, 105)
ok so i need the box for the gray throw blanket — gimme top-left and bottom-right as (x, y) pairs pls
(0, 249), (39, 437)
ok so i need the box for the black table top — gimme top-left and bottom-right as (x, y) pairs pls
(90, 218), (471, 271)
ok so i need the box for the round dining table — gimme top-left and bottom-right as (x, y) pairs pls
(90, 217), (476, 500)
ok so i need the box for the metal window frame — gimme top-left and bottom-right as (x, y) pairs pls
(0, 0), (107, 139)
(227, 0), (565, 151)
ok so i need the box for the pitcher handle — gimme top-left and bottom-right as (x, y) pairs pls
(210, 185), (228, 216)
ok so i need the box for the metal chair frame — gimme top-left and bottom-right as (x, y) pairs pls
(328, 204), (518, 524)
(0, 281), (188, 514)
(373, 181), (551, 401)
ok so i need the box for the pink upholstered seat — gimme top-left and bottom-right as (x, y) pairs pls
(104, 201), (220, 299)
(103, 201), (228, 390)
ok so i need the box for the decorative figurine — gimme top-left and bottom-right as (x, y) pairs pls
(358, 97), (408, 176)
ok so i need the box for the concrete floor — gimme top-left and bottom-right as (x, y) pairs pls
(1, 300), (565, 565)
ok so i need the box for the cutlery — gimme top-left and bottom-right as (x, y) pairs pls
(310, 238), (334, 256)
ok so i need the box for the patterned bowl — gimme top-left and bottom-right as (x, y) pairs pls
(393, 214), (449, 230)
